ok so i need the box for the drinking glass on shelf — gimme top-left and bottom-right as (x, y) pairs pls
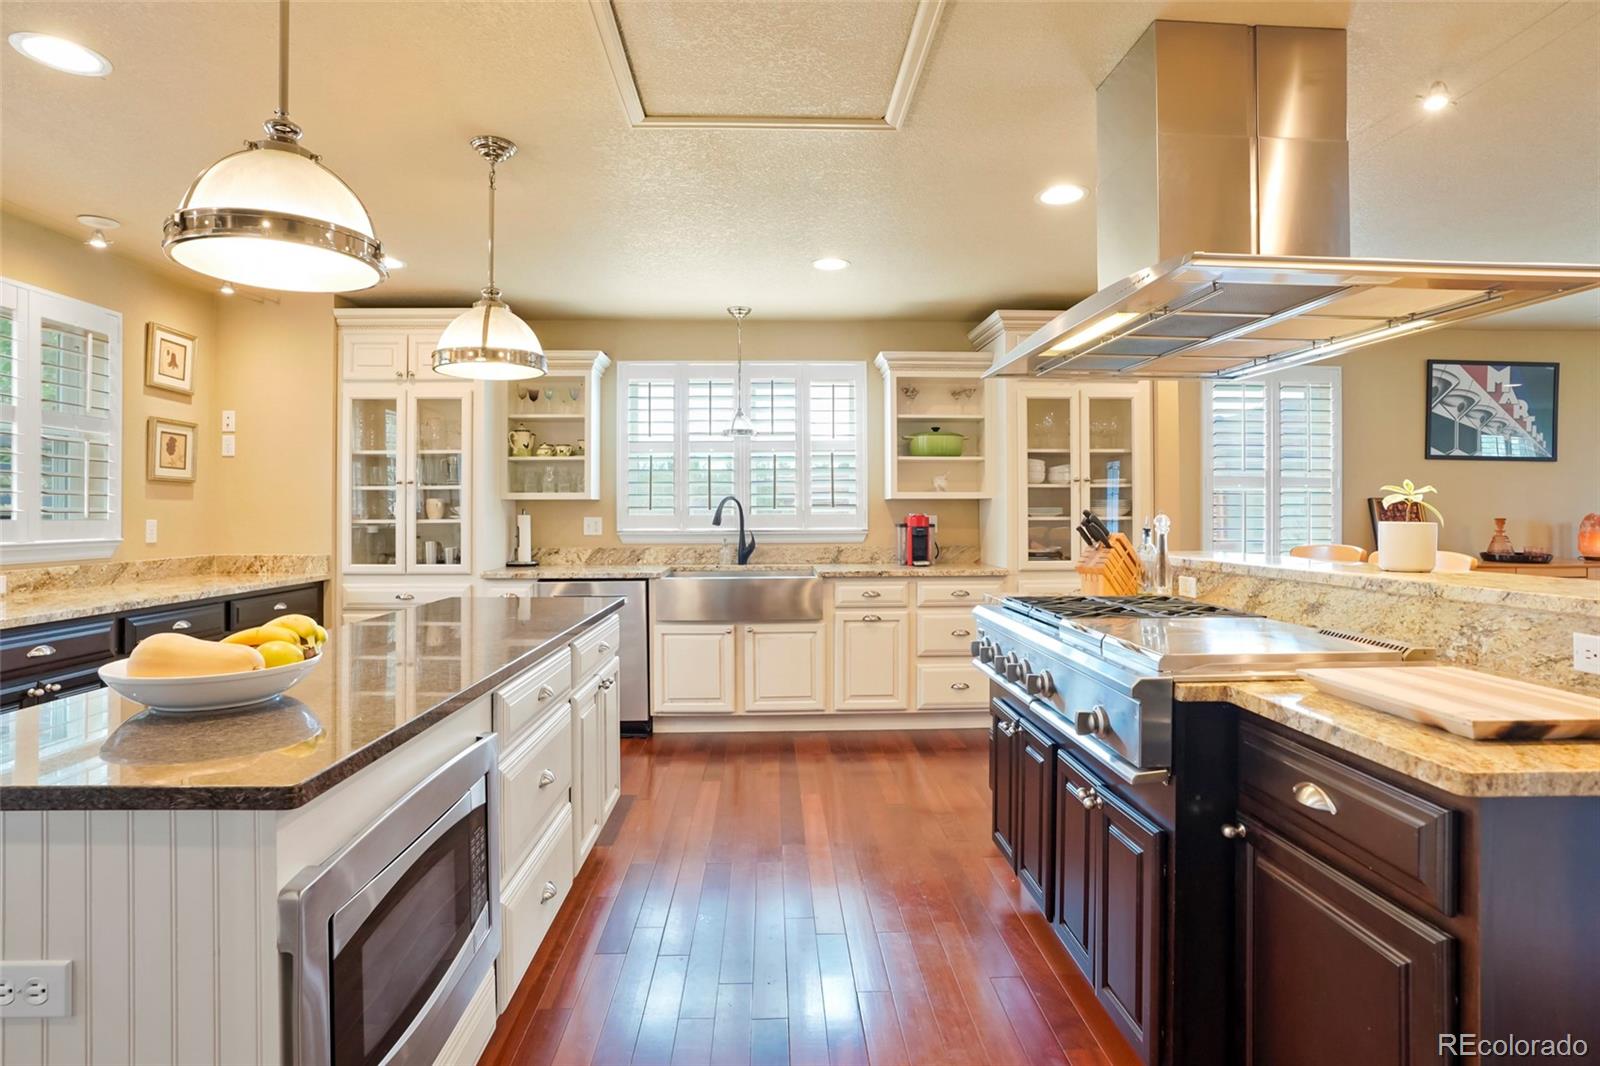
(540, 466), (558, 494)
(568, 386), (581, 412)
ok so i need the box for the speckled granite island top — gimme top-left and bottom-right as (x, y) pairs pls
(479, 562), (1010, 580)
(1179, 680), (1600, 798)
(0, 595), (621, 811)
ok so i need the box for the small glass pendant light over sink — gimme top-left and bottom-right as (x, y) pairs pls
(724, 306), (755, 437)
(163, 0), (386, 292)
(432, 136), (546, 381)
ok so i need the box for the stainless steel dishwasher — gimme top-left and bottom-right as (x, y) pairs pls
(534, 579), (650, 734)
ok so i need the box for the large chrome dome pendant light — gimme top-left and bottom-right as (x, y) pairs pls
(432, 136), (547, 381)
(724, 306), (756, 437)
(163, 0), (386, 292)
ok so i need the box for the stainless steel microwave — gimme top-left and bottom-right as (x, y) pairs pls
(280, 736), (501, 1066)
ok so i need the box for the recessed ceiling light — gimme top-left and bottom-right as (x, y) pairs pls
(812, 257), (849, 271)
(1419, 81), (1453, 113)
(76, 213), (119, 249)
(1038, 183), (1087, 206)
(219, 283), (236, 296)
(9, 32), (112, 77)
(381, 255), (406, 270)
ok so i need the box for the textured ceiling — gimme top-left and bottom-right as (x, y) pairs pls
(1, 1), (1595, 326)
(614, 0), (918, 118)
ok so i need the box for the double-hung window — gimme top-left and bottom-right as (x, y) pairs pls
(618, 361), (865, 539)
(0, 278), (123, 562)
(1202, 368), (1339, 554)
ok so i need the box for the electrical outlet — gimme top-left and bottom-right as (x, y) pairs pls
(1575, 633), (1600, 676)
(1178, 575), (1198, 597)
(0, 961), (71, 1018)
(145, 518), (158, 544)
(583, 516), (602, 536)
(221, 433), (236, 457)
(221, 409), (237, 432)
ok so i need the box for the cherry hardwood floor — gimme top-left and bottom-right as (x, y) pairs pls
(479, 730), (1140, 1066)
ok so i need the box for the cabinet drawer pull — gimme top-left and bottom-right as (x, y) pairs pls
(950, 589), (971, 598)
(598, 677), (615, 690)
(949, 681), (970, 691)
(861, 614), (882, 622)
(538, 769), (556, 788)
(171, 620), (192, 631)
(1291, 781), (1338, 815)
(26, 644), (57, 659)
(26, 687), (45, 699)
(273, 601), (289, 611)
(1221, 823), (1248, 840)
(540, 880), (558, 903)
(996, 720), (1015, 737)
(1068, 782), (1102, 810)
(860, 589), (881, 599)
(503, 592), (519, 599)
(46, 682), (63, 693)
(951, 628), (971, 637)
(395, 593), (416, 601)
(537, 684), (555, 702)
(597, 641), (611, 654)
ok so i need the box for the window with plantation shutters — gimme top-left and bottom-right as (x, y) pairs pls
(0, 279), (122, 561)
(1202, 369), (1340, 555)
(616, 361), (867, 538)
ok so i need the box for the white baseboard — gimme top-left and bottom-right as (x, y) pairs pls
(650, 709), (988, 733)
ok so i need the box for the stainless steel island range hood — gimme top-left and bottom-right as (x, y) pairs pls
(989, 22), (1600, 380)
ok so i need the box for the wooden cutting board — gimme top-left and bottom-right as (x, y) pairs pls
(1298, 665), (1600, 741)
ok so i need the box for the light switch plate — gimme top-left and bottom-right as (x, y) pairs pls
(221, 433), (236, 457)
(583, 516), (602, 536)
(145, 519), (158, 544)
(1178, 575), (1198, 597)
(1575, 633), (1600, 675)
(0, 961), (72, 1018)
(221, 409), (237, 432)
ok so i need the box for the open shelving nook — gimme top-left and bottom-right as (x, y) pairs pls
(500, 352), (611, 501)
(875, 351), (993, 500)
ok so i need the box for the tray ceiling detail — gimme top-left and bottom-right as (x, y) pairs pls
(591, 0), (945, 129)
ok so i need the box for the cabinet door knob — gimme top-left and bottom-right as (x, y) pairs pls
(540, 881), (558, 903)
(171, 620), (192, 630)
(1068, 783), (1102, 810)
(538, 769), (557, 788)
(598, 641), (610, 654)
(26, 687), (44, 699)
(861, 614), (882, 622)
(273, 602), (289, 611)
(26, 644), (57, 659)
(598, 677), (615, 690)
(995, 720), (1015, 737)
(537, 684), (554, 702)
(1291, 781), (1338, 815)
(951, 589), (971, 598)
(1221, 823), (1248, 840)
(46, 682), (63, 693)
(949, 681), (970, 691)
(860, 589), (881, 599)
(952, 628), (971, 637)
(395, 593), (415, 601)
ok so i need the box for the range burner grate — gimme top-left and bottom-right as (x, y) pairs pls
(1001, 594), (1248, 623)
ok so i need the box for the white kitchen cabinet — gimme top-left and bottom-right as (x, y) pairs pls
(572, 674), (604, 864)
(834, 610), (910, 711)
(502, 352), (610, 502)
(915, 661), (986, 709)
(915, 606), (980, 657)
(743, 623), (827, 712)
(598, 656), (622, 818)
(652, 623), (737, 714)
(341, 330), (410, 381)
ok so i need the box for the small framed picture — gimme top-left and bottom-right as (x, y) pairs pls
(146, 322), (196, 395)
(1426, 360), (1559, 461)
(148, 417), (197, 482)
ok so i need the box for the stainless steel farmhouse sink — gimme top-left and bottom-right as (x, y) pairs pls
(654, 569), (824, 622)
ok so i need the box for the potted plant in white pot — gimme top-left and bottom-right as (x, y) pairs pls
(1377, 479), (1443, 571)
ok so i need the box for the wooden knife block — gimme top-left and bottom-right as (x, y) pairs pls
(1077, 532), (1144, 596)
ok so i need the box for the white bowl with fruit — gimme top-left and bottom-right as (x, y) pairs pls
(99, 613), (329, 714)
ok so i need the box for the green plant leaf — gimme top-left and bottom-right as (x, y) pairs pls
(1419, 500), (1444, 524)
(1415, 484), (1438, 495)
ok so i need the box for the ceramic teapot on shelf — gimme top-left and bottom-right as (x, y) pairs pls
(508, 429), (536, 457)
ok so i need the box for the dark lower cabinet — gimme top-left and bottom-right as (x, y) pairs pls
(991, 700), (1019, 867)
(1053, 752), (1096, 975)
(1092, 787), (1165, 1064)
(1236, 818), (1456, 1066)
(1016, 717), (1056, 918)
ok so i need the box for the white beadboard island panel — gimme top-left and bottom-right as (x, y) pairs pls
(0, 810), (277, 1066)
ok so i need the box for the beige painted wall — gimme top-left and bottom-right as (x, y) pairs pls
(1, 212), (222, 564)
(0, 211), (338, 568)
(511, 318), (982, 548)
(1330, 328), (1599, 556)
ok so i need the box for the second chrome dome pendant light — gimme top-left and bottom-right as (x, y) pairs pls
(432, 136), (547, 381)
(724, 306), (755, 437)
(163, 0), (386, 293)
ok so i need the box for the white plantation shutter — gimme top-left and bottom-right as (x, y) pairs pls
(616, 361), (866, 537)
(1203, 369), (1340, 554)
(0, 279), (122, 560)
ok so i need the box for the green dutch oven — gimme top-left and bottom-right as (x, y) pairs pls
(902, 426), (966, 457)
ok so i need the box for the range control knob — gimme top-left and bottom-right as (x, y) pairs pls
(1072, 705), (1109, 736)
(1005, 656), (1027, 683)
(1025, 670), (1053, 697)
(978, 639), (997, 663)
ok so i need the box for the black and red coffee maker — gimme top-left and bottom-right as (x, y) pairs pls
(898, 513), (939, 567)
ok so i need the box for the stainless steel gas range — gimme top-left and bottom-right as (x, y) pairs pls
(973, 593), (1431, 1065)
(973, 594), (1427, 786)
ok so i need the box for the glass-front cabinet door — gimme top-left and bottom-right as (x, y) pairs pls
(1081, 386), (1142, 540)
(346, 387), (402, 572)
(407, 385), (471, 573)
(1020, 386), (1079, 567)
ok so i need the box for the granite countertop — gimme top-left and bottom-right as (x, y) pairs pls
(0, 595), (622, 811)
(1172, 551), (1600, 618)
(479, 562), (1010, 580)
(1179, 680), (1600, 798)
(1, 556), (331, 631)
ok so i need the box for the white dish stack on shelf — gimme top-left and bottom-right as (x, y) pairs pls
(1047, 463), (1072, 485)
(1028, 458), (1047, 484)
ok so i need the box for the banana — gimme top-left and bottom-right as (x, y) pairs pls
(223, 624), (300, 648)
(270, 614), (324, 646)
